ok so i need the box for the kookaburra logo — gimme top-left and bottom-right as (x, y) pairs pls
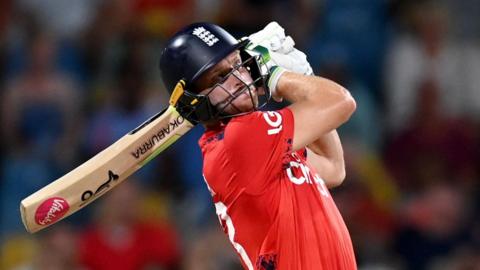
(192, 27), (219, 46)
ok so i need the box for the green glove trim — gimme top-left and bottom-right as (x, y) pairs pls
(267, 66), (286, 102)
(248, 44), (271, 65)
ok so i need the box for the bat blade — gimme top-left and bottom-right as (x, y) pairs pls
(20, 105), (194, 233)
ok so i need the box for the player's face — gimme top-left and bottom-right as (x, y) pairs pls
(196, 51), (263, 115)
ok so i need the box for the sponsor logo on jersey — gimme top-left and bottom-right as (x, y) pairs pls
(262, 111), (282, 135)
(286, 152), (329, 197)
(35, 197), (70, 225)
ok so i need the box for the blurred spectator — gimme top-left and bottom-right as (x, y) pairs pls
(384, 0), (480, 134)
(319, 49), (383, 152)
(215, 0), (316, 46)
(1, 235), (35, 270)
(1, 31), (81, 166)
(335, 142), (399, 267)
(79, 180), (181, 270)
(183, 223), (243, 270)
(216, 0), (276, 37)
(393, 183), (473, 270)
(82, 27), (163, 185)
(84, 31), (151, 154)
(81, 0), (196, 85)
(0, 0), (11, 177)
(8, 1), (95, 84)
(443, 0), (480, 41)
(0, 156), (56, 236)
(429, 245), (480, 270)
(9, 223), (84, 270)
(80, 0), (137, 83)
(0, 0), (12, 82)
(307, 0), (389, 95)
(384, 78), (478, 192)
(132, 0), (195, 38)
(0, 31), (82, 234)
(15, 0), (99, 40)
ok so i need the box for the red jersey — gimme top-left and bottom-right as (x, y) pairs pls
(199, 108), (356, 270)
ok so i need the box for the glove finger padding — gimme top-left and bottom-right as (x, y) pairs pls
(269, 35), (283, 51)
(248, 21), (285, 49)
(245, 22), (314, 102)
(270, 49), (313, 76)
(277, 36), (295, 54)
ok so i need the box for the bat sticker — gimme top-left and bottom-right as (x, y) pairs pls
(80, 170), (119, 206)
(34, 197), (70, 225)
(131, 115), (185, 159)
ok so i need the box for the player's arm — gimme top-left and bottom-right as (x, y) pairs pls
(306, 131), (346, 188)
(246, 22), (355, 151)
(246, 22), (353, 186)
(275, 72), (353, 186)
(277, 71), (356, 152)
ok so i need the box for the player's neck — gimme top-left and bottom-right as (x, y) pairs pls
(203, 119), (230, 130)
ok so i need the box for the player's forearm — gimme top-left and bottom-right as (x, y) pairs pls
(306, 130), (346, 187)
(276, 72), (354, 108)
(278, 71), (356, 152)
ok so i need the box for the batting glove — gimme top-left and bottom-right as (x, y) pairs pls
(244, 22), (313, 101)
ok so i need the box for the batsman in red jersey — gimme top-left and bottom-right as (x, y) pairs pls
(159, 22), (357, 269)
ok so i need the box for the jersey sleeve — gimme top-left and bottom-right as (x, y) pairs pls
(224, 108), (294, 193)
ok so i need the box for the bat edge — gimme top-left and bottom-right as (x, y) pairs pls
(19, 201), (34, 233)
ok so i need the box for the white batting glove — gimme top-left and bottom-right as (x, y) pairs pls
(245, 22), (313, 101)
(248, 21), (286, 51)
(247, 21), (312, 73)
(270, 48), (313, 76)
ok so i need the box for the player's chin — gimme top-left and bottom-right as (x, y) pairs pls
(239, 91), (258, 107)
(224, 97), (257, 114)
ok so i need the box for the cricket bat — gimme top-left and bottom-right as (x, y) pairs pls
(20, 81), (194, 233)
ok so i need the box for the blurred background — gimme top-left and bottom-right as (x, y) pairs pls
(1, 0), (480, 269)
